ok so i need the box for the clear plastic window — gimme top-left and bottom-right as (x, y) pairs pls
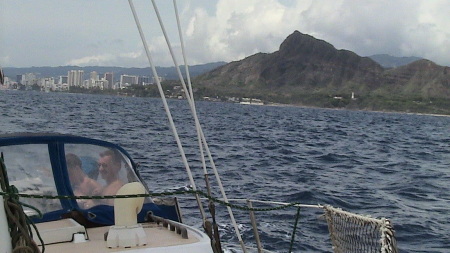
(0, 144), (60, 214)
(64, 144), (140, 208)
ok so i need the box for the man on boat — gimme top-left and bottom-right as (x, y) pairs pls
(97, 149), (125, 204)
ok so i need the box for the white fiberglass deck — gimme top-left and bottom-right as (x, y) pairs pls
(34, 220), (213, 253)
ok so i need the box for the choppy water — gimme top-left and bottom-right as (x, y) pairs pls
(1, 90), (449, 252)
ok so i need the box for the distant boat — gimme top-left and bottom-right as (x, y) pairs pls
(240, 98), (264, 105)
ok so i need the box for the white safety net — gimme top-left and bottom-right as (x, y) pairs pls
(324, 205), (398, 253)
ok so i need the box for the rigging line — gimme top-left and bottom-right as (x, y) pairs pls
(173, 0), (194, 101)
(289, 207), (301, 253)
(127, 0), (206, 222)
(172, 0), (208, 181)
(172, 3), (220, 239)
(171, 3), (217, 242)
(226, 199), (323, 209)
(1, 190), (309, 212)
(166, 5), (248, 232)
(155, 0), (219, 190)
(154, 0), (247, 250)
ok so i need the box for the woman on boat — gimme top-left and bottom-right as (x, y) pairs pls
(66, 153), (103, 208)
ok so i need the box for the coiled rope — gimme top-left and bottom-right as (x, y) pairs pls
(1, 156), (44, 253)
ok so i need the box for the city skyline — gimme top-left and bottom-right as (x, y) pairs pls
(1, 0), (449, 68)
(3, 69), (158, 91)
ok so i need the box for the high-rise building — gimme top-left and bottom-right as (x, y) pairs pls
(68, 70), (84, 87)
(59, 76), (68, 84)
(21, 73), (37, 86)
(138, 76), (151, 85)
(95, 79), (109, 90)
(90, 71), (98, 81)
(152, 76), (164, 84)
(39, 77), (55, 91)
(16, 75), (23, 84)
(104, 72), (113, 89)
(120, 74), (138, 87)
(87, 71), (99, 89)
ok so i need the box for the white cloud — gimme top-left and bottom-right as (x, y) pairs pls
(403, 1), (450, 63)
(66, 51), (146, 67)
(66, 54), (116, 66)
(178, 0), (450, 67)
(181, 0), (295, 64)
(2, 0), (450, 67)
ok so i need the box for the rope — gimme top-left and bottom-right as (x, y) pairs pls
(0, 187), (398, 252)
(0, 190), (303, 213)
(1, 156), (44, 253)
(0, 185), (304, 252)
(288, 206), (301, 253)
(323, 205), (399, 253)
(127, 0), (207, 224)
(0, 188), (303, 252)
(145, 0), (247, 250)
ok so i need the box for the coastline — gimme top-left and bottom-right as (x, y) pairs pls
(1, 89), (449, 118)
(264, 101), (450, 118)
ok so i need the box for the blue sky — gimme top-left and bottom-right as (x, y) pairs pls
(1, 0), (449, 68)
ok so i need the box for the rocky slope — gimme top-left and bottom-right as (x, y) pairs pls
(369, 54), (422, 68)
(195, 31), (450, 114)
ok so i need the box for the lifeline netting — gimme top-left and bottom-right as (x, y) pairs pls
(324, 205), (398, 253)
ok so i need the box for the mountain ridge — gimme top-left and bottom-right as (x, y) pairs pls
(2, 62), (227, 81)
(194, 30), (450, 114)
(368, 54), (423, 68)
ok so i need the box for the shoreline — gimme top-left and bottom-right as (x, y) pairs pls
(2, 88), (449, 118)
(264, 101), (450, 118)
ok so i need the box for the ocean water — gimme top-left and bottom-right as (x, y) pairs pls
(0, 90), (449, 252)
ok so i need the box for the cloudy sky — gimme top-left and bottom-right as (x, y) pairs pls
(1, 0), (449, 68)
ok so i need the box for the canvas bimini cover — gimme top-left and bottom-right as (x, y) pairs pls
(0, 133), (180, 225)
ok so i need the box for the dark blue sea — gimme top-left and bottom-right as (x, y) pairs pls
(1, 90), (449, 252)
